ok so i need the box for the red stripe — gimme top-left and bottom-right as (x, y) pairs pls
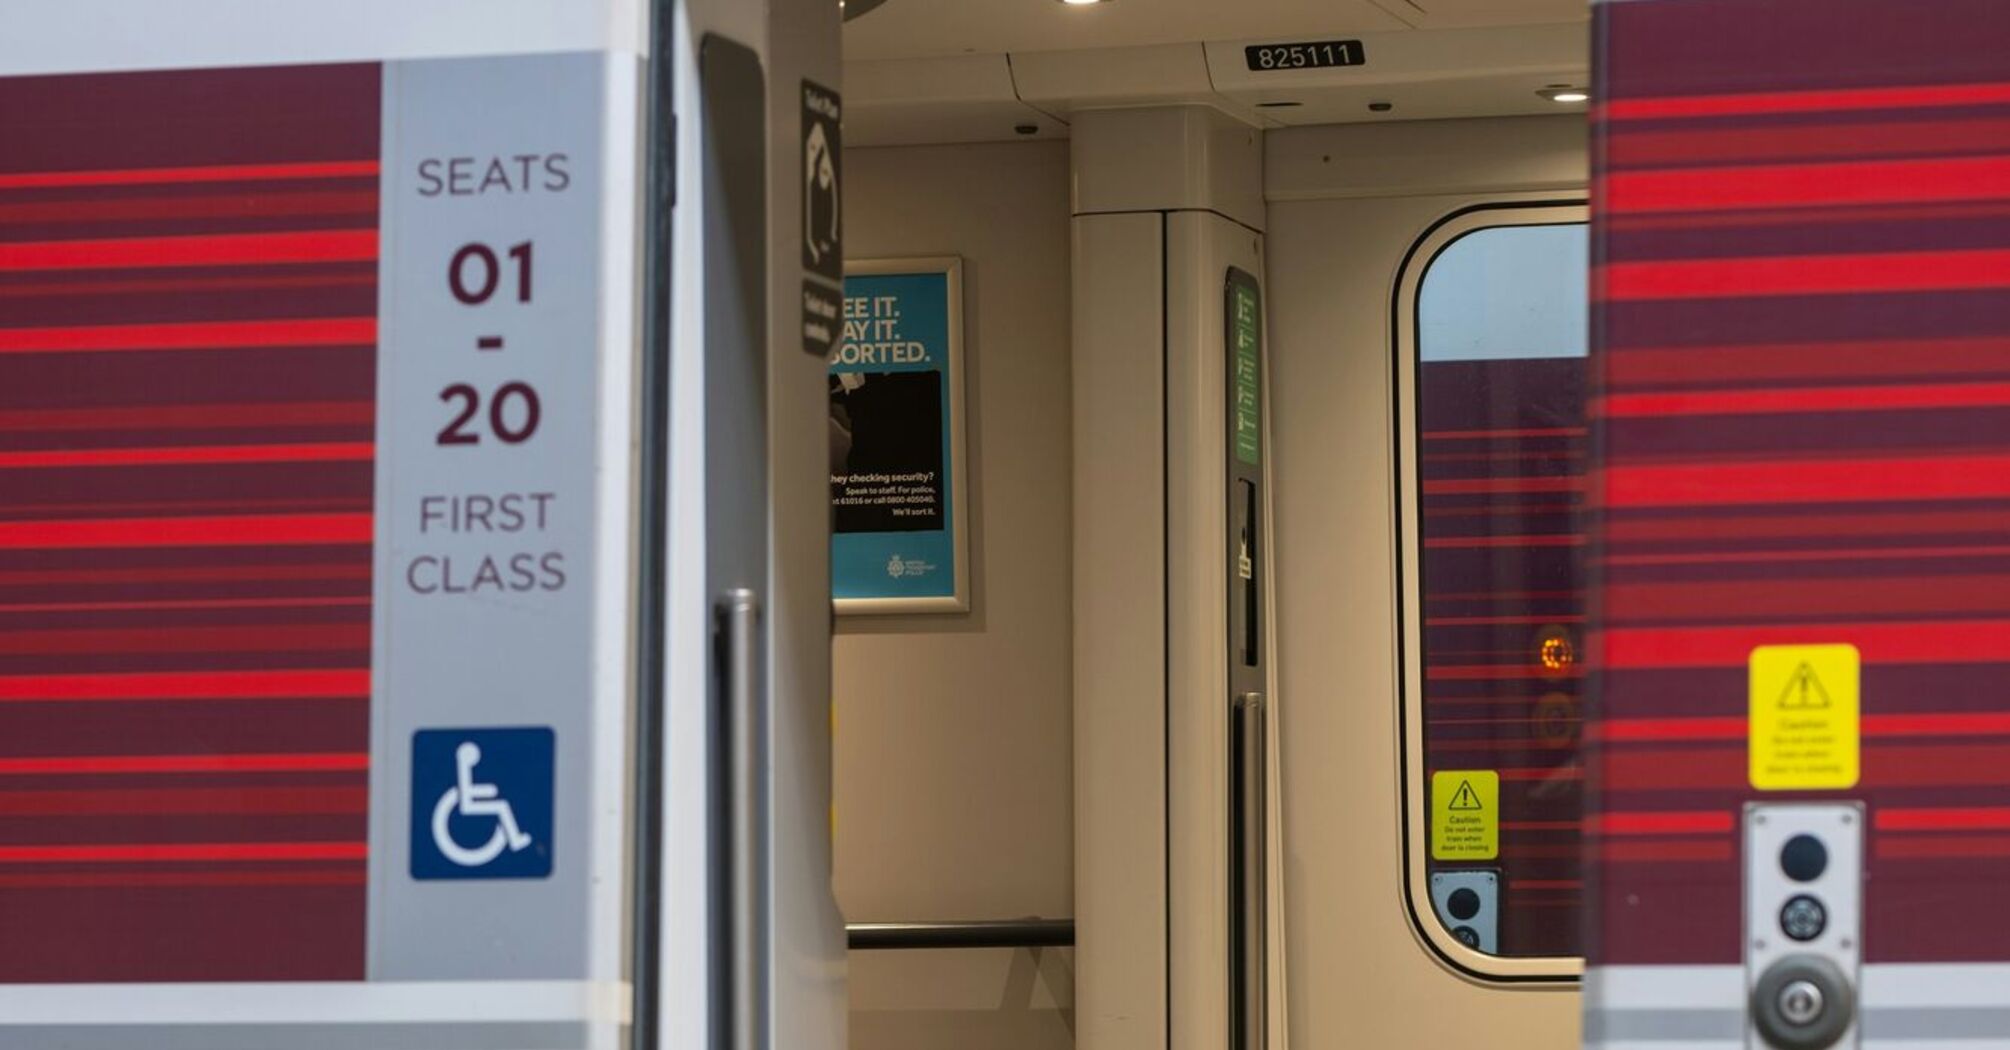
(1604, 544), (2010, 569)
(1600, 840), (1734, 863)
(1877, 834), (2010, 860)
(0, 495), (362, 518)
(1876, 807), (2010, 831)
(1499, 844), (1579, 859)
(0, 841), (365, 864)
(0, 562), (368, 586)
(1606, 200), (2010, 234)
(1598, 713), (2010, 742)
(1605, 509), (2010, 544)
(0, 191), (377, 225)
(1426, 614), (1587, 626)
(0, 317), (374, 354)
(1854, 743), (2010, 787)
(1865, 713), (2010, 737)
(1597, 81), (2010, 122)
(1600, 453), (2010, 508)
(1596, 718), (1745, 743)
(1604, 336), (2010, 386)
(0, 869), (364, 889)
(0, 160), (379, 190)
(0, 752), (367, 776)
(1498, 765), (1582, 781)
(1420, 426), (1586, 440)
(0, 596), (368, 615)
(1422, 476), (1585, 495)
(1601, 619), (2010, 669)
(0, 624), (369, 656)
(1601, 749), (1739, 791)
(1428, 739), (1577, 753)
(1601, 155), (2010, 214)
(1608, 615), (2010, 667)
(1596, 380), (2010, 419)
(1608, 743), (2010, 791)
(1509, 879), (1584, 891)
(0, 512), (371, 550)
(1606, 575), (2010, 622)
(1426, 664), (1584, 681)
(1606, 117), (2010, 168)
(0, 442), (372, 470)
(0, 400), (372, 432)
(0, 272), (375, 300)
(1421, 449), (1583, 463)
(0, 669), (368, 702)
(1423, 498), (1575, 514)
(1423, 534), (1585, 549)
(1591, 810), (1734, 836)
(0, 786), (367, 816)
(0, 230), (376, 273)
(1599, 249), (2010, 301)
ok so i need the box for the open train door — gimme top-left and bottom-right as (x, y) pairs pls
(1585, 1), (2010, 1047)
(0, 2), (842, 1048)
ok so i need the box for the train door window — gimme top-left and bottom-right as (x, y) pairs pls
(1394, 204), (1588, 980)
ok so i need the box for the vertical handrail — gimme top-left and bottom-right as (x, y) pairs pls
(1236, 694), (1267, 1050)
(721, 589), (767, 1050)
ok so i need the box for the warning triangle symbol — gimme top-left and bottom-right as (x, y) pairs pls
(1776, 662), (1832, 710)
(1448, 779), (1485, 812)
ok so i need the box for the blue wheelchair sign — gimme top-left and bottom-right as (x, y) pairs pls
(411, 727), (554, 880)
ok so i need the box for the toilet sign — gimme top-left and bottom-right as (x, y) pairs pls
(802, 80), (844, 356)
(1431, 769), (1499, 860)
(802, 79), (842, 281)
(1749, 644), (1860, 790)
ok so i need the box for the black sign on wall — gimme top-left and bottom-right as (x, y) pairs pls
(801, 80), (843, 357)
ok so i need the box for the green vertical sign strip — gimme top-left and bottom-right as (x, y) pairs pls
(1229, 272), (1262, 467)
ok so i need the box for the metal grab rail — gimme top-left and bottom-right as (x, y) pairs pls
(845, 919), (1075, 951)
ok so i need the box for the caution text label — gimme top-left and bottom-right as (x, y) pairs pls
(1431, 769), (1499, 861)
(1749, 644), (1861, 791)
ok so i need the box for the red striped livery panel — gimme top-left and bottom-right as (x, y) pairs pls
(1589, 0), (2010, 966)
(0, 64), (378, 981)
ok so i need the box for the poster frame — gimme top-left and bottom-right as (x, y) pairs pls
(831, 255), (971, 615)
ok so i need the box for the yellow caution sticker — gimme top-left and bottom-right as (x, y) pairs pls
(1749, 644), (1860, 791)
(1431, 769), (1499, 861)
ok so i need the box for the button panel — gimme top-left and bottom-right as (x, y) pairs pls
(1745, 804), (1861, 1050)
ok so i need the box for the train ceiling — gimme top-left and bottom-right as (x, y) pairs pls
(843, 0), (1593, 146)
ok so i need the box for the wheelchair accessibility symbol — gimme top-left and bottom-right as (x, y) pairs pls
(411, 727), (554, 880)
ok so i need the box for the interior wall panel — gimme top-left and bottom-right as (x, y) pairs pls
(834, 140), (1076, 1050)
(1265, 117), (1584, 1049)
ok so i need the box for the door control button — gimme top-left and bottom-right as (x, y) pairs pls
(1780, 894), (1828, 942)
(1780, 834), (1829, 882)
(1752, 954), (1853, 1050)
(1778, 980), (1824, 1026)
(1446, 888), (1481, 921)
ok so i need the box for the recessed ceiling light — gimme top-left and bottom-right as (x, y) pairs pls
(1538, 86), (1590, 103)
(1059, 0), (1111, 6)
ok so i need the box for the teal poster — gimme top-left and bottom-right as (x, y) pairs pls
(830, 259), (967, 611)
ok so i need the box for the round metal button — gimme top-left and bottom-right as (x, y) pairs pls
(1751, 954), (1854, 1050)
(1780, 894), (1828, 942)
(1779, 979), (1826, 1027)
